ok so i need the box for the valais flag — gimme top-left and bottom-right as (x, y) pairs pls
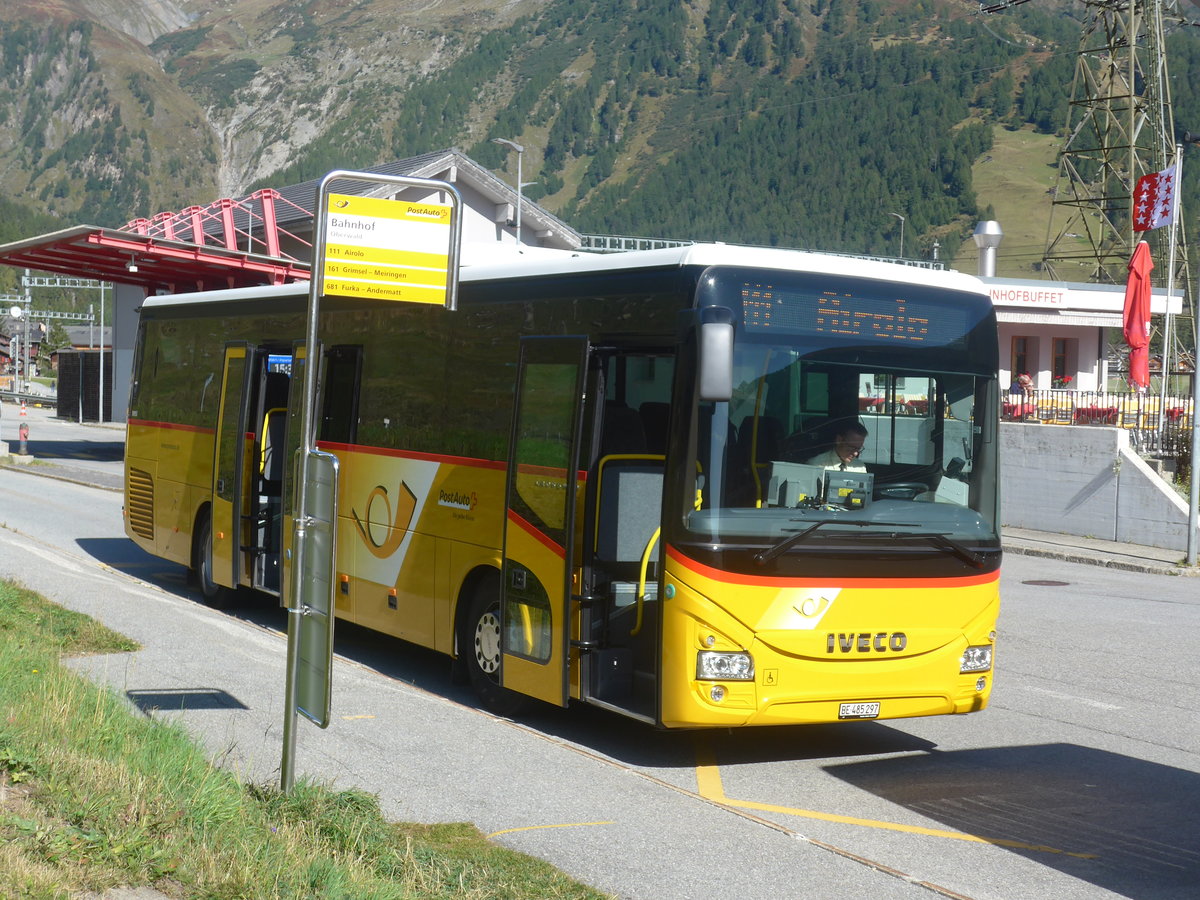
(1132, 165), (1178, 232)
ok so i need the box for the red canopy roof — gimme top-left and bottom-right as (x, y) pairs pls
(0, 225), (310, 294)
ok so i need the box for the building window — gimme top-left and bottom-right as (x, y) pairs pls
(1052, 337), (1077, 388)
(1012, 336), (1030, 381)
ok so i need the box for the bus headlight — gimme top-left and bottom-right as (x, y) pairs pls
(697, 651), (754, 681)
(960, 645), (993, 673)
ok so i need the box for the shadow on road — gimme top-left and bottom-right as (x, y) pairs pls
(825, 743), (1200, 899)
(291, 616), (936, 771)
(76, 537), (190, 595)
(127, 688), (250, 714)
(75, 534), (943, 774)
(19, 437), (125, 463)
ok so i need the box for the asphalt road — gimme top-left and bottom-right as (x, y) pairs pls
(0, 411), (1197, 900)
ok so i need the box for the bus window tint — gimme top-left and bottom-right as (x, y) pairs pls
(320, 345), (362, 444)
(682, 343), (998, 571)
(512, 361), (577, 544)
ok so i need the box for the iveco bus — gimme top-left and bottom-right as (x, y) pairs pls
(124, 244), (1001, 727)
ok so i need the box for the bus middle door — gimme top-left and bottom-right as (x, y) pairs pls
(211, 343), (258, 593)
(500, 336), (589, 707)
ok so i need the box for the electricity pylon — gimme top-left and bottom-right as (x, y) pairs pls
(1035, 1), (1193, 290)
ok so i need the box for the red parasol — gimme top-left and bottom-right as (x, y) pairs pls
(1123, 240), (1153, 390)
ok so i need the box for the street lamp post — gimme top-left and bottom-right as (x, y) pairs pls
(492, 138), (525, 244)
(98, 281), (105, 423)
(889, 212), (906, 259)
(22, 278), (31, 392)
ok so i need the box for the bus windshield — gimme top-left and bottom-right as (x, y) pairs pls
(679, 268), (1000, 576)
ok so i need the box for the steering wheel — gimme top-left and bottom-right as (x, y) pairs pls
(875, 482), (927, 501)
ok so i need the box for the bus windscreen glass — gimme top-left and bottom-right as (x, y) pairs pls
(682, 266), (1000, 578)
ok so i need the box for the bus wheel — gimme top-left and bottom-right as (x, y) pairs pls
(193, 513), (232, 609)
(463, 579), (527, 717)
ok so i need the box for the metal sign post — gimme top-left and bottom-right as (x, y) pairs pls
(280, 170), (462, 792)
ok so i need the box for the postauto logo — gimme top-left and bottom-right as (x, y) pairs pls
(436, 488), (478, 511)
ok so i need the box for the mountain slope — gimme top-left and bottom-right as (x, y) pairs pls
(0, 0), (1150, 272)
(0, 6), (219, 224)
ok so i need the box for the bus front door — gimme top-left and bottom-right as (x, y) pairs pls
(583, 352), (673, 723)
(500, 336), (589, 707)
(211, 343), (256, 592)
(212, 344), (294, 597)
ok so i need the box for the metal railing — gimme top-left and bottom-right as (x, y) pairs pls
(124, 189), (313, 260)
(576, 234), (947, 268)
(1003, 388), (1194, 454)
(578, 234), (695, 253)
(0, 391), (57, 410)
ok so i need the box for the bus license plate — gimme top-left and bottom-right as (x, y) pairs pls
(839, 702), (880, 720)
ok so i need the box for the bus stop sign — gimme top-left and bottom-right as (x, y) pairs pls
(317, 183), (462, 309)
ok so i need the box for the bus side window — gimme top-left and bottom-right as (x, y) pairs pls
(596, 458), (663, 566)
(260, 408), (287, 483)
(639, 401), (670, 454)
(321, 345), (362, 444)
(258, 369), (291, 487)
(601, 402), (647, 456)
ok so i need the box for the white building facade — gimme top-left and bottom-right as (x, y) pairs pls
(982, 276), (1181, 392)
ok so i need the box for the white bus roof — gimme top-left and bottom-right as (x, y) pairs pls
(141, 243), (987, 310)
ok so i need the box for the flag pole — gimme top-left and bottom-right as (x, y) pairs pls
(1160, 144), (1182, 446)
(1189, 257), (1199, 565)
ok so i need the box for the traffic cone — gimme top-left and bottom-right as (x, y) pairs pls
(19, 400), (26, 417)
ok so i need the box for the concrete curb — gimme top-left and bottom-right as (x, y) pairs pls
(0, 459), (123, 492)
(1002, 541), (1198, 576)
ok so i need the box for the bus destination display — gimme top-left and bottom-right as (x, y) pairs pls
(741, 282), (967, 344)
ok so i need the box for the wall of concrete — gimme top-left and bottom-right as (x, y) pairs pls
(1000, 422), (1198, 551)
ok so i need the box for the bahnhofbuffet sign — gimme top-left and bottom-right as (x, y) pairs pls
(984, 279), (1180, 315)
(989, 285), (1067, 305)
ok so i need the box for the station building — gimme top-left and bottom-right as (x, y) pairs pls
(984, 275), (1181, 393)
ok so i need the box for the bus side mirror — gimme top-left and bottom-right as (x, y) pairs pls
(698, 306), (734, 401)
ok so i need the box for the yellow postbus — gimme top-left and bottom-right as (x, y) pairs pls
(124, 244), (1001, 728)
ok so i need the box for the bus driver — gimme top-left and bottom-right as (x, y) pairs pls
(805, 422), (868, 472)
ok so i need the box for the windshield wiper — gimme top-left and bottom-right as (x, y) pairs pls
(753, 519), (918, 566)
(754, 523), (989, 569)
(817, 529), (989, 569)
(911, 532), (987, 569)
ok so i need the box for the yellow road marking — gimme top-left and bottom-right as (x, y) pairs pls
(341, 714), (376, 720)
(488, 821), (614, 839)
(695, 747), (1096, 860)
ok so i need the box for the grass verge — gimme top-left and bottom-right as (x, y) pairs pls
(0, 580), (609, 899)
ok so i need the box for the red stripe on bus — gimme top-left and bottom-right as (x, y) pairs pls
(666, 544), (999, 589)
(126, 418), (215, 435)
(316, 442), (588, 482)
(317, 441), (507, 470)
(507, 509), (566, 559)
(512, 462), (589, 481)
